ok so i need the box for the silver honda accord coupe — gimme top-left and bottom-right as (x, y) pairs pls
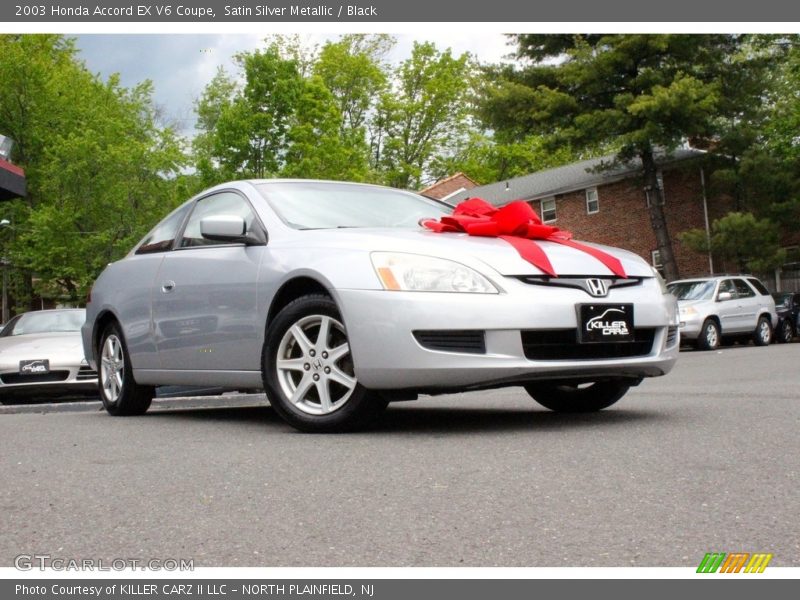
(82, 180), (679, 432)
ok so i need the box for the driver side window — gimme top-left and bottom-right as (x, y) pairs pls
(180, 191), (257, 248)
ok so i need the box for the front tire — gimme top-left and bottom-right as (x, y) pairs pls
(98, 323), (153, 416)
(753, 316), (772, 346)
(696, 319), (720, 351)
(524, 380), (631, 413)
(262, 295), (387, 432)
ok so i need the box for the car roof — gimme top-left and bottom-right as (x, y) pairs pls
(669, 275), (760, 284)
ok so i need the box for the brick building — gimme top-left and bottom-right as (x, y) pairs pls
(447, 148), (733, 280)
(420, 172), (478, 202)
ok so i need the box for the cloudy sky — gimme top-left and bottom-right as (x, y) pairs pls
(73, 34), (516, 135)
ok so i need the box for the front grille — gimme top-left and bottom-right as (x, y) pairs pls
(521, 329), (656, 360)
(0, 371), (70, 384)
(414, 330), (486, 354)
(76, 365), (98, 381)
(666, 326), (679, 347)
(516, 276), (643, 297)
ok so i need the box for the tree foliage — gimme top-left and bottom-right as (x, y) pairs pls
(680, 212), (786, 273)
(0, 34), (186, 306)
(481, 34), (780, 280)
(373, 42), (472, 189)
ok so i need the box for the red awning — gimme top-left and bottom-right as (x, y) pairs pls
(0, 157), (26, 200)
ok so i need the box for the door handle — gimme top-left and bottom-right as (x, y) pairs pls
(161, 280), (176, 293)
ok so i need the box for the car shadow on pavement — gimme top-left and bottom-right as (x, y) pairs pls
(373, 405), (667, 434)
(142, 403), (669, 435)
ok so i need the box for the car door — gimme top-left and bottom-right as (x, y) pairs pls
(732, 278), (758, 331)
(152, 190), (265, 372)
(119, 203), (192, 370)
(715, 279), (742, 333)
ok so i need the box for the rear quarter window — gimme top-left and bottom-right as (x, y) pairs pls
(747, 278), (770, 296)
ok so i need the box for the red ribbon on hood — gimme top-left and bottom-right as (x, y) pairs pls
(421, 198), (626, 278)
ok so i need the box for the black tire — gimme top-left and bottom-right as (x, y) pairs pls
(524, 379), (631, 413)
(696, 319), (721, 350)
(262, 294), (387, 433)
(753, 315), (772, 346)
(778, 319), (794, 344)
(97, 323), (153, 416)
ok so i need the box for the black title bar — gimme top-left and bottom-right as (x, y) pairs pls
(4, 0), (800, 22)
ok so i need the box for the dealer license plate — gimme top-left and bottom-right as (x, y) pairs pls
(19, 359), (50, 375)
(578, 304), (634, 343)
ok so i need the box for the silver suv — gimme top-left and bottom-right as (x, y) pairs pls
(667, 276), (778, 350)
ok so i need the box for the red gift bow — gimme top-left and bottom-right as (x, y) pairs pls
(421, 198), (626, 278)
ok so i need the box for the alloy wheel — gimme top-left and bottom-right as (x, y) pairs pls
(275, 314), (356, 415)
(759, 319), (771, 344)
(100, 334), (124, 404)
(705, 324), (718, 348)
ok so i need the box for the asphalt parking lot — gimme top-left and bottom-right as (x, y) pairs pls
(1, 343), (798, 567)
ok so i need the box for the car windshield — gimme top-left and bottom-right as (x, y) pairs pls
(667, 280), (717, 301)
(257, 182), (451, 229)
(1, 310), (85, 337)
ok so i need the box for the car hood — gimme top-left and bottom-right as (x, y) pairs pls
(0, 332), (85, 360)
(289, 228), (654, 277)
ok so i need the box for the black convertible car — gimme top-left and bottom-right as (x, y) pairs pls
(773, 292), (800, 343)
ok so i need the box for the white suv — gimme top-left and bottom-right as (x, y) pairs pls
(667, 276), (778, 350)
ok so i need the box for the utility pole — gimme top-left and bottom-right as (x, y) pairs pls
(1, 219), (11, 323)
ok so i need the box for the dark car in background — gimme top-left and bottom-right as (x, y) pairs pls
(773, 292), (800, 343)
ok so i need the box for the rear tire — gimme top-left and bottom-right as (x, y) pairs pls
(778, 319), (794, 344)
(696, 319), (720, 351)
(524, 379), (631, 413)
(753, 316), (772, 346)
(98, 323), (153, 416)
(262, 294), (387, 432)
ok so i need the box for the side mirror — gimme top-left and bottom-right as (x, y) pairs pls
(200, 215), (265, 245)
(717, 291), (732, 302)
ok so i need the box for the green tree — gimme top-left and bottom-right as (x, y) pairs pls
(680, 212), (786, 273)
(431, 131), (593, 185)
(197, 44), (304, 180)
(195, 40), (373, 183)
(0, 34), (186, 306)
(314, 34), (393, 137)
(482, 34), (777, 281)
(282, 75), (368, 181)
(374, 42), (472, 189)
(193, 66), (237, 188)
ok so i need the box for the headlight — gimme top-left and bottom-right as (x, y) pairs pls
(371, 252), (499, 294)
(679, 306), (698, 317)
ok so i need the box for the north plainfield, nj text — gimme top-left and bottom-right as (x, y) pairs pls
(224, 4), (378, 17)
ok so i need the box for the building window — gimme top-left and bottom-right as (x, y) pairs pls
(586, 187), (599, 214)
(541, 197), (556, 223)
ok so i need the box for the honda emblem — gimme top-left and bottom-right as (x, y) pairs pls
(586, 278), (610, 297)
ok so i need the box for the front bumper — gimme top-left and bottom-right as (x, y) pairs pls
(0, 361), (98, 398)
(336, 277), (680, 390)
(678, 314), (704, 339)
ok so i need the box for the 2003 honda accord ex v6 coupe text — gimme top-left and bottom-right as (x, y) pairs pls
(82, 180), (679, 432)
